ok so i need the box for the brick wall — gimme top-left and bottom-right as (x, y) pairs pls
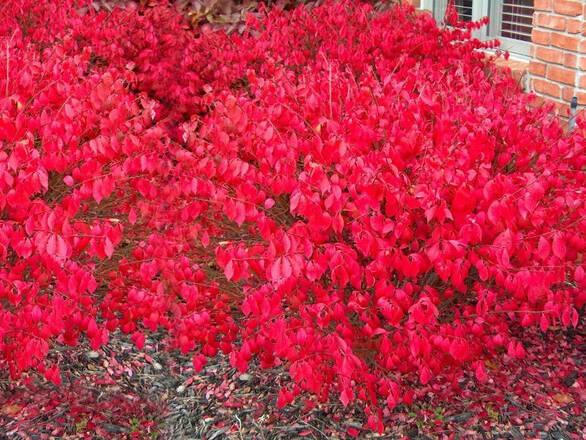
(529, 0), (585, 117)
(405, 0), (421, 7)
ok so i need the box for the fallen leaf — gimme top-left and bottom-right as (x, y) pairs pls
(552, 393), (574, 404)
(1, 404), (23, 417)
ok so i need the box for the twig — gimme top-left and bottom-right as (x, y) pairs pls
(234, 414), (244, 440)
(328, 61), (332, 119)
(5, 40), (9, 97)
(300, 420), (329, 439)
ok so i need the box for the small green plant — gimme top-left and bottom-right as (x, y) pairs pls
(75, 418), (88, 434)
(129, 416), (141, 433)
(486, 405), (499, 424)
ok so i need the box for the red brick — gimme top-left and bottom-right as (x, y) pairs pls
(494, 58), (529, 84)
(530, 95), (548, 109)
(529, 61), (547, 76)
(534, 0), (552, 11)
(535, 46), (564, 64)
(531, 29), (551, 45)
(562, 87), (574, 102)
(555, 102), (571, 118)
(578, 91), (586, 106)
(535, 13), (566, 30)
(553, 0), (582, 16)
(581, 57), (586, 70)
(580, 74), (586, 90)
(580, 40), (586, 54)
(547, 65), (576, 85)
(566, 18), (582, 34)
(551, 33), (580, 51)
(532, 78), (561, 98)
(513, 70), (526, 84)
(563, 53), (578, 68)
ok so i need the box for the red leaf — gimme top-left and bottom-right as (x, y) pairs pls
(234, 202), (246, 226)
(575, 266), (585, 283)
(540, 314), (549, 332)
(224, 260), (235, 281)
(132, 332), (145, 350)
(55, 235), (68, 259)
(561, 307), (571, 327)
(14, 239), (32, 258)
(347, 427), (360, 438)
(552, 233), (566, 259)
(571, 308), (578, 328)
(507, 341), (516, 358)
(340, 387), (354, 408)
(425, 206), (437, 223)
(93, 180), (104, 204)
(47, 211), (57, 230)
(280, 256), (292, 279)
(31, 305), (42, 321)
(44, 365), (61, 386)
(419, 366), (431, 385)
(46, 234), (57, 256)
(192, 354), (207, 372)
(449, 338), (469, 362)
(44, 233), (68, 260)
(90, 334), (102, 350)
(537, 236), (550, 259)
(128, 208), (137, 225)
(277, 388), (293, 408)
(290, 192), (301, 213)
(87, 318), (98, 338)
(474, 361), (488, 383)
(515, 342), (526, 359)
(37, 169), (49, 191)
(270, 258), (281, 282)
(332, 214), (344, 233)
(104, 237), (114, 258)
(201, 231), (210, 248)
(305, 260), (325, 281)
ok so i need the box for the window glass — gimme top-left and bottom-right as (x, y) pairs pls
(500, 0), (534, 42)
(455, 0), (474, 22)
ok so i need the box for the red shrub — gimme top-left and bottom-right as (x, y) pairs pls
(0, 0), (584, 430)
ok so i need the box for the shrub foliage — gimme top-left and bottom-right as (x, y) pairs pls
(0, 0), (584, 429)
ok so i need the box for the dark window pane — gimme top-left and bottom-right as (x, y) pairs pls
(455, 0), (473, 22)
(501, 0), (534, 41)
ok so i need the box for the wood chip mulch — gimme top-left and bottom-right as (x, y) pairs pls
(0, 321), (584, 439)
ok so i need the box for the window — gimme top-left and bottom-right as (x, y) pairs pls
(427, 0), (535, 57)
(490, 1), (534, 44)
(456, 0), (474, 22)
(434, 0), (473, 22)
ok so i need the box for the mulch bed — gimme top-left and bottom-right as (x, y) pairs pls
(1, 321), (583, 439)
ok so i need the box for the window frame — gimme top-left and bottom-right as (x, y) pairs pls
(423, 0), (533, 58)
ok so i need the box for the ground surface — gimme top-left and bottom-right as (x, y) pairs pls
(1, 321), (583, 439)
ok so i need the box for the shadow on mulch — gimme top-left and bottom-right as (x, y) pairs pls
(0, 323), (583, 439)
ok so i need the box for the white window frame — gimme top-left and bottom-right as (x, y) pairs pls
(423, 0), (533, 58)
